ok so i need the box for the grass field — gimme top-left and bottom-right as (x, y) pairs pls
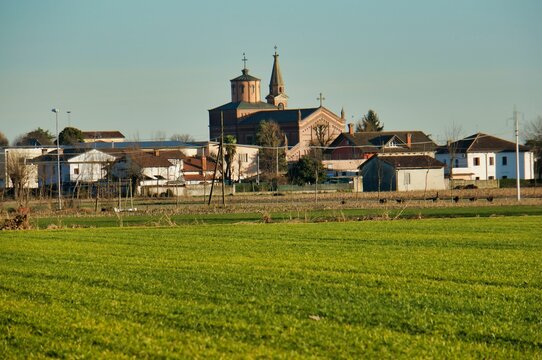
(1, 216), (541, 358)
(29, 204), (542, 228)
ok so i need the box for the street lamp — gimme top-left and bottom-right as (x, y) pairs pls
(52, 108), (62, 210)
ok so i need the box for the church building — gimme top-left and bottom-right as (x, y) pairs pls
(208, 50), (346, 161)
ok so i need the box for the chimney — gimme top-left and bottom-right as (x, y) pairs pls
(154, 149), (160, 157)
(201, 155), (207, 171)
(348, 123), (354, 135)
(406, 133), (412, 148)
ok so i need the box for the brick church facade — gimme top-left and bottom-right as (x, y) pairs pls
(209, 50), (346, 161)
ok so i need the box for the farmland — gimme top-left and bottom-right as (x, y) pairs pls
(1, 216), (541, 358)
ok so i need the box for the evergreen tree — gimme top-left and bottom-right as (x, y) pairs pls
(355, 109), (384, 132)
(58, 127), (84, 145)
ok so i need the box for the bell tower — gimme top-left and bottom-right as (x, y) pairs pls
(266, 47), (288, 110)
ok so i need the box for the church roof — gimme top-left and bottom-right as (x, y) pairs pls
(209, 101), (277, 111)
(231, 69), (260, 82)
(239, 108), (319, 125)
(269, 52), (284, 87)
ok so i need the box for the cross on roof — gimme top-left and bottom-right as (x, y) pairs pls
(317, 92), (326, 107)
(274, 45), (278, 55)
(242, 53), (248, 69)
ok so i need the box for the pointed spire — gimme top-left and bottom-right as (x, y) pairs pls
(341, 107), (345, 120)
(269, 46), (284, 91)
(266, 46), (288, 108)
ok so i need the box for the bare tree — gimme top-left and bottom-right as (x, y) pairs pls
(6, 152), (32, 204)
(444, 124), (463, 197)
(170, 133), (195, 142)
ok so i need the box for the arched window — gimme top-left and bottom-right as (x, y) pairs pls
(279, 87), (283, 93)
(241, 85), (245, 93)
(251, 85), (255, 94)
(278, 103), (284, 110)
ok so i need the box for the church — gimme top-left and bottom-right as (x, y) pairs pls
(208, 50), (346, 161)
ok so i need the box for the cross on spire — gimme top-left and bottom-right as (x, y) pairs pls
(242, 53), (248, 69)
(317, 92), (326, 107)
(274, 45), (278, 56)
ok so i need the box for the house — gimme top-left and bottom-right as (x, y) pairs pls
(323, 126), (438, 178)
(209, 50), (346, 161)
(0, 147), (53, 193)
(435, 133), (535, 180)
(111, 150), (182, 192)
(82, 131), (125, 143)
(33, 148), (116, 190)
(359, 155), (446, 192)
(181, 156), (217, 185)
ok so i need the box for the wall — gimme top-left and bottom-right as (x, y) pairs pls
(396, 168), (446, 191)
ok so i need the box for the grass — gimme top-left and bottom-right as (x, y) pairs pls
(1, 216), (541, 358)
(27, 204), (542, 228)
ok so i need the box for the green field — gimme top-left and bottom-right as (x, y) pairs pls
(1, 217), (541, 358)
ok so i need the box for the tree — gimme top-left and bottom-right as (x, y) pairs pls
(223, 135), (237, 183)
(14, 127), (54, 146)
(256, 121), (287, 178)
(525, 116), (542, 179)
(355, 109), (384, 132)
(6, 152), (32, 204)
(170, 133), (195, 142)
(288, 156), (327, 185)
(0, 132), (8, 147)
(58, 127), (84, 146)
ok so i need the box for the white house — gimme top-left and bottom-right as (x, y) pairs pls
(359, 155), (446, 192)
(33, 148), (117, 188)
(436, 133), (535, 180)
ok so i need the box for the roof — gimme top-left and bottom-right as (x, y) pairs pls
(119, 151), (172, 168)
(82, 131), (125, 140)
(329, 131), (437, 153)
(239, 108), (319, 125)
(182, 157), (216, 172)
(437, 133), (530, 153)
(231, 69), (260, 82)
(209, 101), (277, 112)
(360, 155), (445, 170)
(269, 52), (284, 88)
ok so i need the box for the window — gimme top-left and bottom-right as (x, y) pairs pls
(454, 159), (459, 167)
(239, 153), (249, 162)
(74, 168), (79, 175)
(502, 156), (508, 166)
(489, 176), (494, 180)
(473, 157), (480, 166)
(251, 85), (255, 94)
(241, 85), (244, 94)
(475, 176), (480, 180)
(489, 157), (494, 166)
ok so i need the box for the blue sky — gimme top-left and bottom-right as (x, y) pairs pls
(1, 0), (541, 144)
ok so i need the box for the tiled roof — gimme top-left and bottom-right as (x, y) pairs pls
(438, 133), (530, 153)
(239, 108), (319, 125)
(120, 151), (172, 168)
(231, 69), (260, 82)
(329, 131), (436, 153)
(182, 157), (216, 172)
(379, 155), (445, 169)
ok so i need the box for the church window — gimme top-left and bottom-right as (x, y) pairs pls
(278, 103), (284, 110)
(251, 85), (255, 94)
(279, 87), (283, 93)
(241, 85), (244, 94)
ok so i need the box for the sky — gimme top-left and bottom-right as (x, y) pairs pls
(1, 0), (541, 145)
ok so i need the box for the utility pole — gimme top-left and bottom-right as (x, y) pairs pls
(221, 113), (226, 207)
(514, 106), (521, 201)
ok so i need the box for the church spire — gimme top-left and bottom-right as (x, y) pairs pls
(266, 46), (288, 110)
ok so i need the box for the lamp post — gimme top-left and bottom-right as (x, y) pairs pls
(52, 108), (62, 210)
